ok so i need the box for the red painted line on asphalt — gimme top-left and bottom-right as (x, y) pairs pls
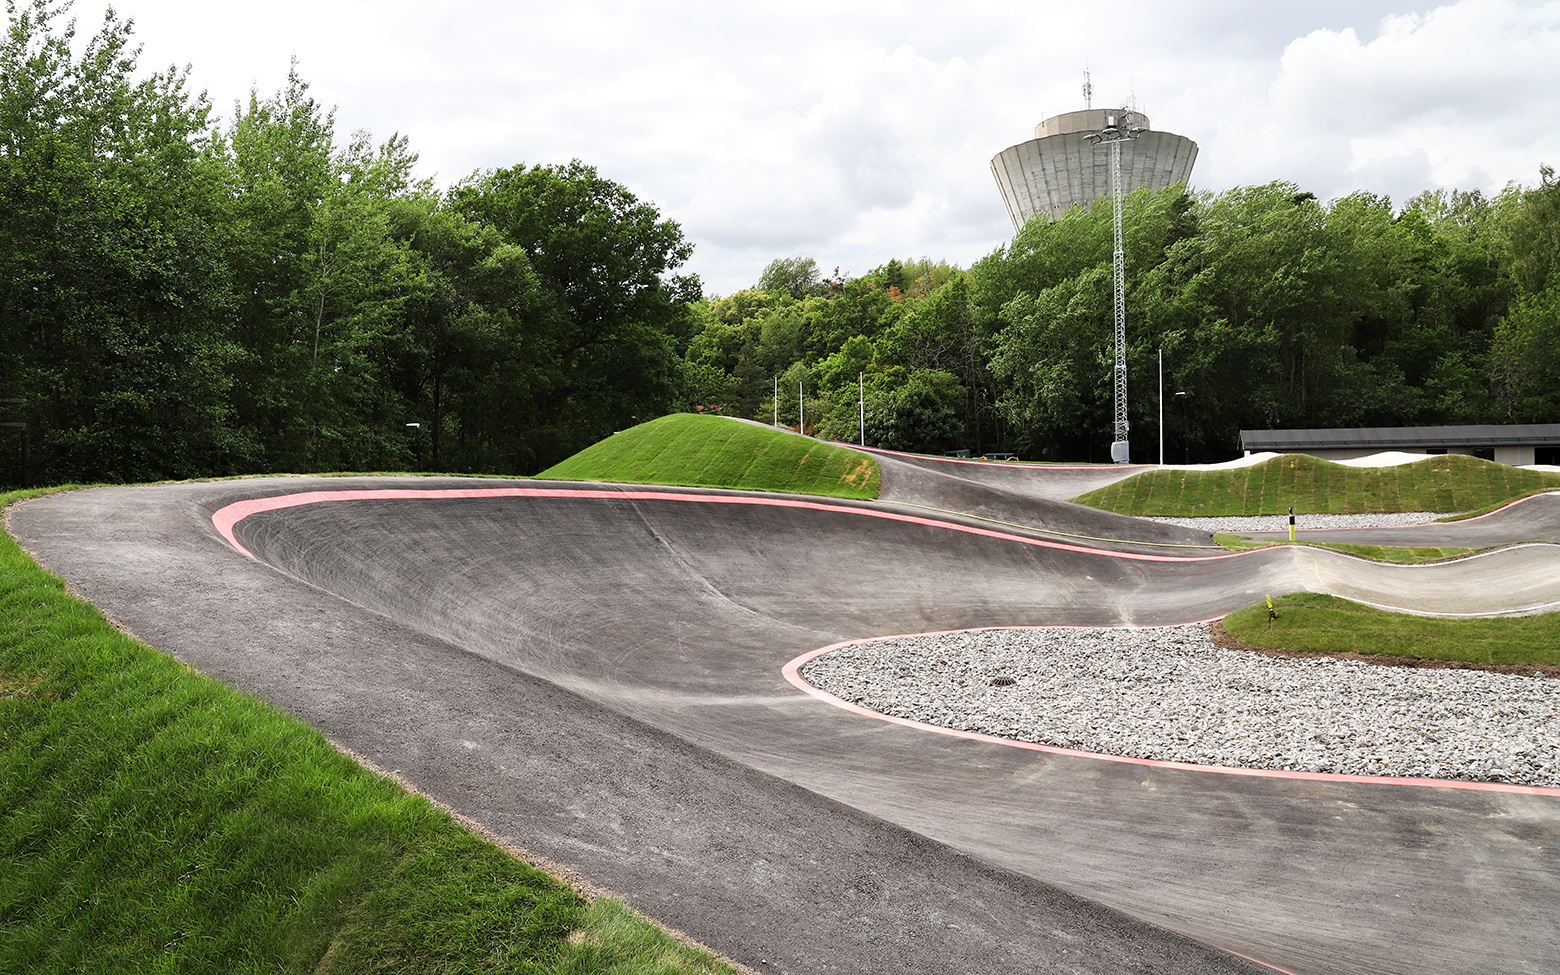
(1210, 945), (1302, 975)
(781, 627), (1560, 799)
(215, 487), (1557, 795)
(210, 486), (1249, 564)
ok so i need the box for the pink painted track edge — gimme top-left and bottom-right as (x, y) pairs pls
(782, 629), (1560, 798)
(209, 485), (1248, 564)
(211, 485), (1560, 798)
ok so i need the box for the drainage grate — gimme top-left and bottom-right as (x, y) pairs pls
(989, 676), (1017, 687)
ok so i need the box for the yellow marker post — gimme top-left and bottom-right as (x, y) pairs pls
(1288, 505), (1296, 542)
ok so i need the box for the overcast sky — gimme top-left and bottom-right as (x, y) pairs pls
(62, 0), (1560, 295)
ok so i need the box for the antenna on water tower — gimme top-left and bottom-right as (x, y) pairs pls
(1082, 66), (1093, 109)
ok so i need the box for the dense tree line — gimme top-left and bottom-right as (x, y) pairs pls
(684, 174), (1560, 462)
(0, 2), (696, 485)
(5, 3), (1559, 487)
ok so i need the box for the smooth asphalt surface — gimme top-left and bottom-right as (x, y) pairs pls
(1242, 493), (1560, 550)
(9, 453), (1560, 975)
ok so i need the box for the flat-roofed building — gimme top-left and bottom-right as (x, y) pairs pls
(1239, 424), (1560, 467)
(990, 109), (1198, 231)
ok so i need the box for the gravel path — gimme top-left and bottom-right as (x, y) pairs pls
(800, 625), (1560, 789)
(1144, 511), (1453, 534)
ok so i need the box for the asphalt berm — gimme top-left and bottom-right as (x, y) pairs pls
(10, 458), (1560, 975)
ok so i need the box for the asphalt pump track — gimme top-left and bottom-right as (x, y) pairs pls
(10, 454), (1560, 975)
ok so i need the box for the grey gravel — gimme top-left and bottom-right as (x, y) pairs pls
(800, 625), (1559, 789)
(1145, 511), (1454, 534)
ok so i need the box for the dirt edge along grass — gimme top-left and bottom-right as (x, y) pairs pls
(1071, 453), (1560, 517)
(538, 413), (880, 500)
(0, 487), (749, 975)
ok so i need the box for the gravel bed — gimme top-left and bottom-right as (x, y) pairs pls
(1145, 511), (1452, 534)
(800, 625), (1560, 789)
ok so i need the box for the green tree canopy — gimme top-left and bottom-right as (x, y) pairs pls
(756, 256), (822, 299)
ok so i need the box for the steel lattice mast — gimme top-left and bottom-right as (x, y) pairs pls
(1110, 136), (1127, 458)
(1085, 110), (1143, 463)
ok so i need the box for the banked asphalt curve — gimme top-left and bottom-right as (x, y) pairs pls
(9, 447), (1560, 975)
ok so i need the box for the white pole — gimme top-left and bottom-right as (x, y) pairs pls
(859, 372), (865, 447)
(773, 376), (778, 428)
(1158, 348), (1164, 466)
(798, 381), (804, 435)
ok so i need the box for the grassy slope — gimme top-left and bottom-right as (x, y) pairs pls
(0, 488), (741, 975)
(1074, 455), (1560, 662)
(1224, 593), (1560, 669)
(1072, 453), (1560, 517)
(539, 414), (879, 499)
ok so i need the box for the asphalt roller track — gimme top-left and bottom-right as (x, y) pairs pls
(10, 461), (1560, 975)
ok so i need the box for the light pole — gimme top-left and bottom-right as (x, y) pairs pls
(1084, 110), (1144, 464)
(859, 372), (865, 447)
(1174, 391), (1189, 464)
(405, 422), (422, 470)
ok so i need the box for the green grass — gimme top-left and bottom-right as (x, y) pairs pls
(1211, 533), (1478, 563)
(556, 899), (740, 974)
(539, 414), (879, 499)
(1224, 592), (1560, 668)
(1302, 542), (1478, 563)
(0, 488), (745, 975)
(1073, 453), (1560, 517)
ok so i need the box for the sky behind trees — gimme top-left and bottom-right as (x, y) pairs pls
(59, 0), (1560, 294)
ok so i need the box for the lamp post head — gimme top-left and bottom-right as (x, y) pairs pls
(1086, 110), (1145, 146)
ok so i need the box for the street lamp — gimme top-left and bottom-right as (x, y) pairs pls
(405, 422), (422, 470)
(1174, 391), (1189, 464)
(1084, 110), (1145, 464)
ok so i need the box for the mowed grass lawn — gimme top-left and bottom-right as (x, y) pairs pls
(1072, 454), (1560, 666)
(1073, 453), (1560, 517)
(1224, 593), (1560, 670)
(539, 414), (879, 499)
(1, 488), (743, 975)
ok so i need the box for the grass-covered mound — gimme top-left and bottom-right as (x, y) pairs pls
(1223, 592), (1560, 672)
(540, 413), (879, 499)
(0, 488), (742, 975)
(1073, 453), (1560, 517)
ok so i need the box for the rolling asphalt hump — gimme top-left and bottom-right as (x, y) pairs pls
(10, 455), (1560, 975)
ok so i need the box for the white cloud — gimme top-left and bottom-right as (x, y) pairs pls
(1196, 0), (1560, 202)
(52, 0), (1560, 294)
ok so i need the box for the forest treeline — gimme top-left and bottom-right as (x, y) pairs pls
(0, 2), (698, 485)
(3, 2), (1558, 487)
(695, 175), (1560, 463)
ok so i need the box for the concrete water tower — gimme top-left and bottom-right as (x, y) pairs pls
(990, 96), (1198, 232)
